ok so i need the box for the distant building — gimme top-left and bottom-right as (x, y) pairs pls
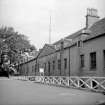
(17, 50), (38, 75)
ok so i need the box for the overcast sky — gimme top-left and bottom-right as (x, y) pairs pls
(0, 0), (105, 49)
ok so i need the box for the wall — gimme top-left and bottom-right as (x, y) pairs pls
(69, 35), (105, 76)
(19, 59), (36, 76)
(81, 35), (105, 76)
(19, 35), (105, 77)
(27, 60), (36, 76)
(62, 48), (70, 76)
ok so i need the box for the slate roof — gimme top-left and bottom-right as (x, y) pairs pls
(38, 44), (56, 58)
(88, 17), (105, 38)
(65, 28), (84, 39)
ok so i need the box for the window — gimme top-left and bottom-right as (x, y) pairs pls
(64, 58), (67, 69)
(77, 40), (83, 47)
(90, 52), (96, 69)
(80, 55), (84, 68)
(58, 60), (61, 70)
(104, 50), (105, 68)
(44, 63), (46, 71)
(35, 64), (36, 70)
(32, 65), (34, 72)
(37, 63), (39, 70)
(35, 64), (37, 75)
(53, 61), (55, 70)
(48, 62), (50, 76)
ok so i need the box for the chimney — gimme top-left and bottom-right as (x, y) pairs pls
(86, 8), (99, 28)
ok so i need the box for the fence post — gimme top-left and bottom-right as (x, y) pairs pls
(90, 77), (93, 90)
(67, 77), (70, 86)
(77, 77), (80, 88)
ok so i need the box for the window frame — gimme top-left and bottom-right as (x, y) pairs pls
(44, 63), (46, 71)
(90, 52), (96, 70)
(64, 58), (67, 69)
(80, 54), (85, 68)
(48, 61), (50, 76)
(103, 50), (105, 68)
(58, 59), (61, 70)
(77, 40), (83, 48)
(53, 61), (55, 70)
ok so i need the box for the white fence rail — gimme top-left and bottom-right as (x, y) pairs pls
(15, 76), (105, 92)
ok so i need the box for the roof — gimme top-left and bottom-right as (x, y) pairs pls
(38, 44), (56, 58)
(54, 17), (105, 46)
(88, 17), (105, 38)
(53, 28), (84, 45)
(65, 28), (85, 39)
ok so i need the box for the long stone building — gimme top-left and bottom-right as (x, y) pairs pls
(19, 8), (105, 77)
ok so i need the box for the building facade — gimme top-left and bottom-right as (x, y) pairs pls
(19, 8), (105, 77)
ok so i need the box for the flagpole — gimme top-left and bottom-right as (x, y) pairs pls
(49, 15), (51, 44)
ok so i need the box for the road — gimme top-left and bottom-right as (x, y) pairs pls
(0, 77), (105, 105)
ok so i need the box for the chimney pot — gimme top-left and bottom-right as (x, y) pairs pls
(86, 8), (99, 28)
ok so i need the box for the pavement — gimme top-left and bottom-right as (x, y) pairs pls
(0, 77), (105, 105)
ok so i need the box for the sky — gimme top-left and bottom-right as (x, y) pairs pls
(0, 0), (105, 49)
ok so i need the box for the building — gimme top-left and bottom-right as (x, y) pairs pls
(17, 51), (38, 76)
(35, 8), (105, 76)
(19, 8), (105, 77)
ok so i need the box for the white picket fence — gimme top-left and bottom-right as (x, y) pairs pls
(15, 76), (105, 92)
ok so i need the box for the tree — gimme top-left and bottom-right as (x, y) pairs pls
(30, 45), (36, 51)
(0, 26), (37, 64)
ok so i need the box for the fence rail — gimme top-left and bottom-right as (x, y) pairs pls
(14, 76), (105, 92)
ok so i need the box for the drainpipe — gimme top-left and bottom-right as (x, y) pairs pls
(63, 38), (72, 76)
(69, 47), (70, 77)
(76, 36), (81, 76)
(77, 29), (90, 76)
(60, 41), (64, 76)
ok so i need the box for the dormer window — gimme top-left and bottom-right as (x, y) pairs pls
(77, 40), (83, 48)
(81, 29), (91, 41)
